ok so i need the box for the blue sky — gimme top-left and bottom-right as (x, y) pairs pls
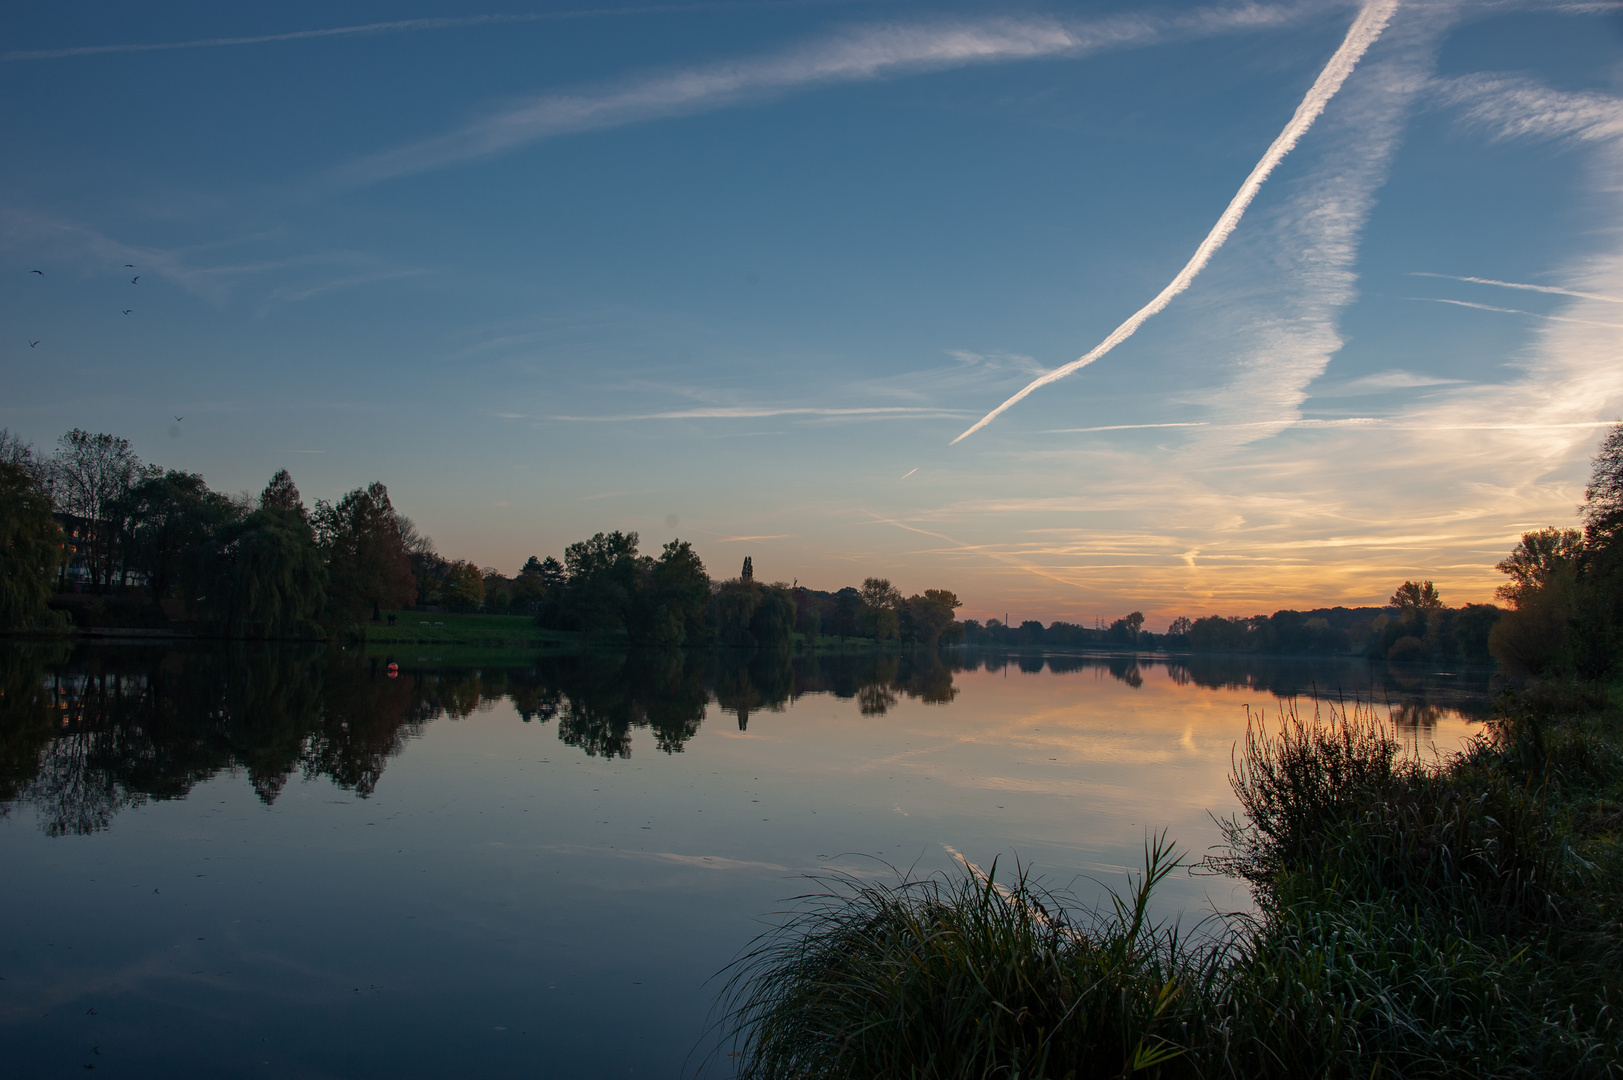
(4, 0), (1621, 626)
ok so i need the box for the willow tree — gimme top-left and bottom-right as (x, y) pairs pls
(209, 472), (326, 639)
(0, 461), (66, 631)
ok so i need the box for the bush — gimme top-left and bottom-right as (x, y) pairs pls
(1386, 634), (1427, 661)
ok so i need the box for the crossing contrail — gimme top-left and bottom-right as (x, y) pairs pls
(952, 0), (1400, 445)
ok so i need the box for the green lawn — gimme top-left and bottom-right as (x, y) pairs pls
(364, 611), (579, 646)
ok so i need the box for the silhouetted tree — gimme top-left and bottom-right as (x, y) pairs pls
(713, 579), (763, 647)
(630, 539), (710, 646)
(313, 482), (416, 629)
(259, 469), (305, 516)
(48, 429), (152, 589)
(860, 578), (901, 640)
(443, 560), (485, 610)
(121, 470), (236, 603)
(0, 428), (45, 484)
(511, 556), (547, 615)
(560, 531), (642, 638)
(1390, 580), (1443, 612)
(0, 462), (66, 631)
(903, 589), (961, 646)
(211, 486), (327, 639)
(831, 587), (862, 639)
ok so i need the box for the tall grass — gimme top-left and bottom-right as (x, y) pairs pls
(718, 835), (1215, 1079)
(719, 696), (1623, 1078)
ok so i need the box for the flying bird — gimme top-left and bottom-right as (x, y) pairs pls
(124, 264), (134, 268)
(30, 269), (43, 275)
(130, 275), (139, 284)
(29, 340), (39, 348)
(122, 309), (132, 315)
(174, 416), (183, 422)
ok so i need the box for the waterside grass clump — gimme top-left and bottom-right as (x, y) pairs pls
(720, 694), (1622, 1078)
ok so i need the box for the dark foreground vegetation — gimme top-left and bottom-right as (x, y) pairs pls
(721, 693), (1623, 1078)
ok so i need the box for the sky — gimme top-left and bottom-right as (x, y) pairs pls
(3, 0), (1622, 628)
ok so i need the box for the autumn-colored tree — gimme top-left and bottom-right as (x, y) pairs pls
(443, 560), (486, 610)
(1493, 531), (1583, 609)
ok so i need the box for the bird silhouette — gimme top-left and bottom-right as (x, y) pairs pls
(130, 276), (139, 284)
(124, 264), (134, 268)
(174, 416), (183, 422)
(29, 340), (39, 348)
(122, 309), (132, 315)
(30, 269), (43, 275)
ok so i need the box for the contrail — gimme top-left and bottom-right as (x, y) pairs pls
(1406, 295), (1623, 330)
(0, 3), (845, 62)
(952, 0), (1400, 445)
(1408, 271), (1623, 305)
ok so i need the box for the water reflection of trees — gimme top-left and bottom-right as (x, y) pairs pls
(0, 644), (436, 836)
(0, 646), (971, 832)
(0, 645), (1491, 836)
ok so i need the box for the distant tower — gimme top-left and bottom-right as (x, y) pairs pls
(742, 556), (754, 582)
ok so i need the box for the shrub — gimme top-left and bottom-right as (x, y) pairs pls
(1386, 634), (1427, 661)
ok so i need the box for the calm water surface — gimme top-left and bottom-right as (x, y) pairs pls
(1, 645), (1492, 1078)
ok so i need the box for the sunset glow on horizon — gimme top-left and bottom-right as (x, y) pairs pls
(4, 0), (1620, 628)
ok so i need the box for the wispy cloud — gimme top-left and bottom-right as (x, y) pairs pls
(328, 3), (1324, 187)
(951, 0), (1400, 443)
(1178, 0), (1459, 450)
(255, 268), (430, 316)
(1039, 422), (1208, 433)
(1438, 72), (1623, 143)
(552, 405), (968, 421)
(1043, 417), (1386, 434)
(0, 3), (864, 63)
(1310, 369), (1463, 397)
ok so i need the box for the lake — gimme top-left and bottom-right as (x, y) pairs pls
(0, 644), (1494, 1078)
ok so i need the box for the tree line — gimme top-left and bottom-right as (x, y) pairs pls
(529, 532), (964, 649)
(0, 427), (964, 646)
(2, 428), (425, 637)
(8, 420), (1618, 665)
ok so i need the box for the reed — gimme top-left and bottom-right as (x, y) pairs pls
(718, 834), (1217, 1079)
(719, 694), (1623, 1079)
